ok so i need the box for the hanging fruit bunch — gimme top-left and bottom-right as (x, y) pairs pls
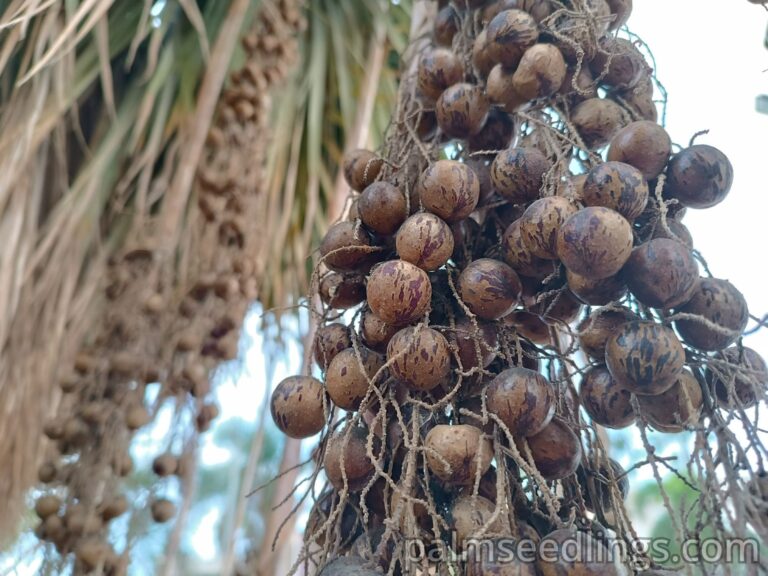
(270, 1), (768, 575)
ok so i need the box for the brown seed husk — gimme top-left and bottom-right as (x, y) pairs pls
(606, 321), (685, 395)
(417, 47), (465, 101)
(323, 426), (378, 492)
(486, 9), (539, 68)
(520, 196), (579, 259)
(637, 370), (703, 433)
(314, 323), (352, 370)
(491, 147), (550, 204)
(557, 207), (634, 280)
(567, 270), (627, 306)
(607, 120), (671, 180)
(358, 182), (408, 235)
(436, 83), (491, 138)
(486, 367), (555, 437)
(396, 212), (455, 271)
(527, 418), (582, 480)
(387, 326), (451, 391)
(319, 222), (373, 273)
(623, 238), (699, 309)
(710, 346), (768, 409)
(366, 260), (432, 326)
(582, 161), (649, 220)
(343, 149), (383, 192)
(458, 258), (522, 320)
(674, 277), (749, 351)
(270, 375), (326, 439)
(325, 347), (384, 411)
(425, 424), (492, 485)
(512, 43), (567, 100)
(319, 272), (366, 309)
(664, 144), (734, 209)
(591, 37), (648, 90)
(418, 160), (481, 223)
(502, 219), (559, 279)
(571, 97), (627, 149)
(580, 365), (636, 429)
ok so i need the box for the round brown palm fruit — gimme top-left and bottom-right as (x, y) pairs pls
(538, 528), (626, 576)
(577, 457), (630, 512)
(466, 537), (538, 576)
(343, 149), (383, 193)
(358, 182), (408, 236)
(151, 499), (176, 523)
(425, 424), (493, 485)
(527, 418), (582, 480)
(560, 65), (598, 106)
(582, 161), (649, 220)
(319, 222), (373, 273)
(486, 9), (539, 68)
(486, 64), (528, 113)
(270, 375), (326, 438)
(308, 490), (363, 549)
(324, 425), (379, 492)
(319, 272), (366, 309)
(152, 453), (178, 477)
(571, 97), (627, 149)
(464, 157), (495, 205)
(486, 367), (555, 437)
(613, 72), (657, 122)
(623, 238), (699, 309)
(472, 30), (495, 78)
(605, 0), (632, 29)
(451, 495), (508, 546)
(637, 370), (703, 433)
(35, 495), (62, 519)
(99, 495), (129, 522)
(520, 196), (580, 259)
(451, 217), (485, 268)
(512, 43), (567, 100)
(590, 37), (647, 90)
(436, 83), (490, 139)
(458, 258), (522, 320)
(557, 207), (634, 280)
(387, 326), (451, 391)
(448, 317), (499, 370)
(359, 308), (399, 352)
(366, 260), (432, 326)
(674, 277), (749, 351)
(580, 365), (636, 428)
(664, 144), (734, 209)
(607, 120), (671, 180)
(709, 346), (768, 409)
(326, 347), (385, 411)
(417, 47), (465, 102)
(395, 212), (454, 271)
(504, 310), (550, 344)
(314, 323), (352, 370)
(38, 461), (58, 484)
(418, 160), (480, 223)
(651, 218), (694, 249)
(531, 289), (583, 326)
(434, 5), (460, 46)
(491, 147), (550, 204)
(606, 321), (685, 395)
(557, 173), (588, 202)
(502, 219), (559, 280)
(567, 270), (627, 306)
(468, 108), (515, 156)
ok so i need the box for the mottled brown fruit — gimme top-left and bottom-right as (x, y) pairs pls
(436, 83), (490, 139)
(505, 310), (550, 344)
(557, 207), (634, 280)
(451, 495), (508, 545)
(582, 161), (649, 220)
(319, 222), (373, 272)
(342, 149), (383, 192)
(512, 43), (567, 100)
(580, 365), (636, 428)
(319, 272), (366, 309)
(638, 370), (703, 433)
(527, 418), (582, 480)
(358, 182), (407, 235)
(468, 108), (515, 154)
(560, 65), (598, 104)
(538, 529), (626, 576)
(591, 37), (647, 90)
(502, 219), (559, 279)
(486, 64), (527, 112)
(578, 458), (629, 512)
(35, 495), (61, 519)
(491, 147), (550, 204)
(418, 160), (480, 223)
(151, 499), (176, 523)
(651, 219), (694, 249)
(486, 367), (555, 437)
(567, 270), (627, 306)
(615, 74), (657, 122)
(418, 47), (464, 101)
(324, 426), (378, 492)
(366, 260), (432, 326)
(99, 495), (128, 521)
(448, 318), (498, 370)
(531, 289), (583, 325)
(606, 321), (685, 395)
(152, 454), (178, 477)
(425, 424), (492, 485)
(674, 277), (748, 351)
(607, 121), (671, 180)
(387, 327), (451, 391)
(571, 97), (627, 149)
(623, 239), (699, 309)
(270, 375), (326, 439)
(459, 258), (522, 320)
(434, 5), (460, 46)
(665, 144), (734, 209)
(359, 309), (399, 352)
(314, 323), (352, 370)
(710, 347), (768, 409)
(486, 9), (539, 68)
(326, 347), (385, 411)
(472, 30), (495, 78)
(38, 461), (57, 484)
(521, 196), (579, 259)
(396, 212), (454, 271)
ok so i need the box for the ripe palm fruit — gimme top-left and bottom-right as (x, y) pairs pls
(342, 149), (383, 192)
(605, 321), (685, 395)
(590, 37), (648, 90)
(314, 323), (352, 370)
(359, 309), (399, 352)
(527, 418), (582, 480)
(491, 147), (550, 204)
(324, 425), (378, 492)
(486, 367), (555, 437)
(571, 97), (627, 149)
(150, 499), (176, 523)
(623, 238), (699, 309)
(424, 424), (492, 485)
(674, 277), (748, 351)
(418, 160), (480, 223)
(436, 83), (490, 138)
(556, 207), (634, 280)
(567, 270), (627, 306)
(458, 258), (522, 320)
(512, 44), (567, 100)
(270, 375), (326, 439)
(448, 317), (499, 370)
(502, 219), (559, 280)
(520, 196), (580, 259)
(578, 307), (639, 361)
(387, 326), (451, 391)
(417, 47), (464, 101)
(319, 222), (373, 272)
(709, 346), (767, 409)
(358, 182), (408, 235)
(637, 370), (703, 433)
(319, 272), (366, 309)
(607, 120), (671, 180)
(395, 212), (454, 271)
(152, 453), (178, 477)
(580, 365), (636, 428)
(582, 161), (649, 220)
(366, 260), (432, 326)
(665, 144), (734, 209)
(486, 10), (539, 68)
(35, 495), (61, 519)
(325, 347), (384, 411)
